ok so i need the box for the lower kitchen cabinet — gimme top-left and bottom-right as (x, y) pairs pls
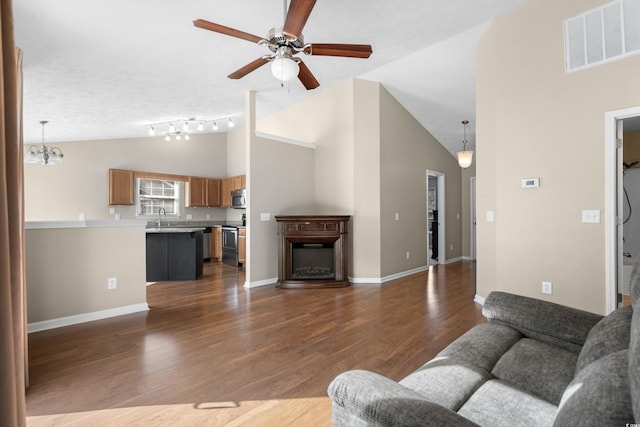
(213, 226), (222, 260)
(146, 231), (203, 281)
(238, 227), (246, 265)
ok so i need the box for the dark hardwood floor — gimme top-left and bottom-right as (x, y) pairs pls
(26, 260), (483, 426)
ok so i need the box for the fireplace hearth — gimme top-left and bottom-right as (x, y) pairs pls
(276, 215), (351, 289)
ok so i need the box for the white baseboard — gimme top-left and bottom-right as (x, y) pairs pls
(444, 256), (463, 264)
(350, 265), (430, 285)
(244, 277), (278, 288)
(28, 303), (149, 333)
(474, 294), (486, 305)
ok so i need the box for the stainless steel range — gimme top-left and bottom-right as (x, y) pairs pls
(221, 226), (239, 266)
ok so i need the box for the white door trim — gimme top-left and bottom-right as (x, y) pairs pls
(470, 177), (477, 261)
(427, 170), (446, 265)
(605, 105), (640, 313)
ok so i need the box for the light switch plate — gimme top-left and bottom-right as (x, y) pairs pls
(486, 211), (495, 222)
(260, 213), (270, 222)
(581, 210), (600, 224)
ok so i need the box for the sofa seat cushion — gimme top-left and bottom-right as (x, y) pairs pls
(437, 322), (523, 372)
(457, 380), (557, 427)
(555, 350), (633, 426)
(491, 338), (578, 405)
(399, 357), (492, 411)
(575, 304), (632, 374)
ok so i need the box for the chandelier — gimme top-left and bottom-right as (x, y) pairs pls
(146, 117), (234, 141)
(25, 121), (64, 165)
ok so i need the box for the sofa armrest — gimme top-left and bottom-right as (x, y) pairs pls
(482, 291), (603, 352)
(328, 370), (480, 427)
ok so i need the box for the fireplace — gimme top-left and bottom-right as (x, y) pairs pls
(276, 215), (351, 289)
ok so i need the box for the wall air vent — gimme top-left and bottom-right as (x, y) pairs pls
(565, 0), (640, 72)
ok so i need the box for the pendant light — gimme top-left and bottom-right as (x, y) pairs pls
(457, 120), (473, 169)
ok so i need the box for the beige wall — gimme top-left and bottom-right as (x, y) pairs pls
(26, 225), (147, 324)
(25, 133), (229, 221)
(476, 0), (640, 314)
(379, 85), (463, 276)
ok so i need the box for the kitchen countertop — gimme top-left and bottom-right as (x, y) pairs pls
(145, 227), (205, 233)
(146, 220), (245, 229)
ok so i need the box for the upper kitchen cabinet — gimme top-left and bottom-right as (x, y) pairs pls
(233, 175), (246, 191)
(185, 176), (206, 207)
(108, 169), (134, 205)
(206, 178), (221, 207)
(220, 177), (233, 208)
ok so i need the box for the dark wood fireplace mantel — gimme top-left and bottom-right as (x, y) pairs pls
(275, 215), (351, 289)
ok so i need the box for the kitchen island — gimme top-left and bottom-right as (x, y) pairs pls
(146, 227), (204, 281)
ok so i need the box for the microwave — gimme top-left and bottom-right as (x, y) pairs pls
(231, 188), (246, 209)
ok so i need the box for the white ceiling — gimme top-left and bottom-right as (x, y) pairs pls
(14, 0), (529, 156)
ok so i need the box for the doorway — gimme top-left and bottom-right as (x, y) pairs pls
(605, 106), (640, 313)
(427, 170), (445, 266)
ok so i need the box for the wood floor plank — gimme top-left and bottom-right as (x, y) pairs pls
(26, 261), (483, 426)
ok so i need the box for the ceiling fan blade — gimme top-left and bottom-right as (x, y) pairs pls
(283, 0), (317, 38)
(297, 61), (319, 90)
(305, 43), (373, 58)
(193, 19), (264, 44)
(228, 57), (272, 79)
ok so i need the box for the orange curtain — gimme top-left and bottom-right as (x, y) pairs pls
(0, 0), (27, 424)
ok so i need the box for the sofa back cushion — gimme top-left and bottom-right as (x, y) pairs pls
(555, 350), (633, 426)
(575, 304), (632, 374)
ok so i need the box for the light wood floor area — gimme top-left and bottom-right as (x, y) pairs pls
(26, 261), (483, 426)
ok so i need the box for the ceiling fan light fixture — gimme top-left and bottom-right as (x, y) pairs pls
(271, 56), (299, 82)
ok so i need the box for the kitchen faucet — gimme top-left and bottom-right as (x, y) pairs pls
(157, 207), (166, 227)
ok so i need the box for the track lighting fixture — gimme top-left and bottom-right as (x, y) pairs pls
(145, 116), (236, 140)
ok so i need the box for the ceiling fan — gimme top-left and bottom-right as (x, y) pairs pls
(193, 0), (373, 90)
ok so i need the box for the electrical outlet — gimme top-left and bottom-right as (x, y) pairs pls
(107, 277), (117, 290)
(395, 212), (400, 221)
(186, 214), (193, 220)
(406, 251), (410, 260)
(260, 213), (270, 221)
(450, 244), (454, 251)
(109, 207), (115, 215)
(542, 281), (553, 295)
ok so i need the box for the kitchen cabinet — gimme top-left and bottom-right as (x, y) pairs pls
(108, 169), (134, 205)
(238, 227), (246, 265)
(220, 178), (233, 208)
(185, 176), (206, 207)
(213, 226), (222, 260)
(146, 229), (203, 281)
(206, 178), (221, 207)
(233, 175), (246, 191)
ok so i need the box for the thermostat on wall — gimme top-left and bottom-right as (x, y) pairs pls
(521, 177), (540, 188)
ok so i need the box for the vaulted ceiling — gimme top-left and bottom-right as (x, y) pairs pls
(14, 0), (529, 156)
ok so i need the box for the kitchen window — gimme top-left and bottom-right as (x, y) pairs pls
(136, 178), (182, 217)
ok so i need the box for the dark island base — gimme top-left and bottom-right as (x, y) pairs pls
(276, 280), (350, 289)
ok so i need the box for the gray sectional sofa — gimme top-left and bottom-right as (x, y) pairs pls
(328, 260), (640, 426)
